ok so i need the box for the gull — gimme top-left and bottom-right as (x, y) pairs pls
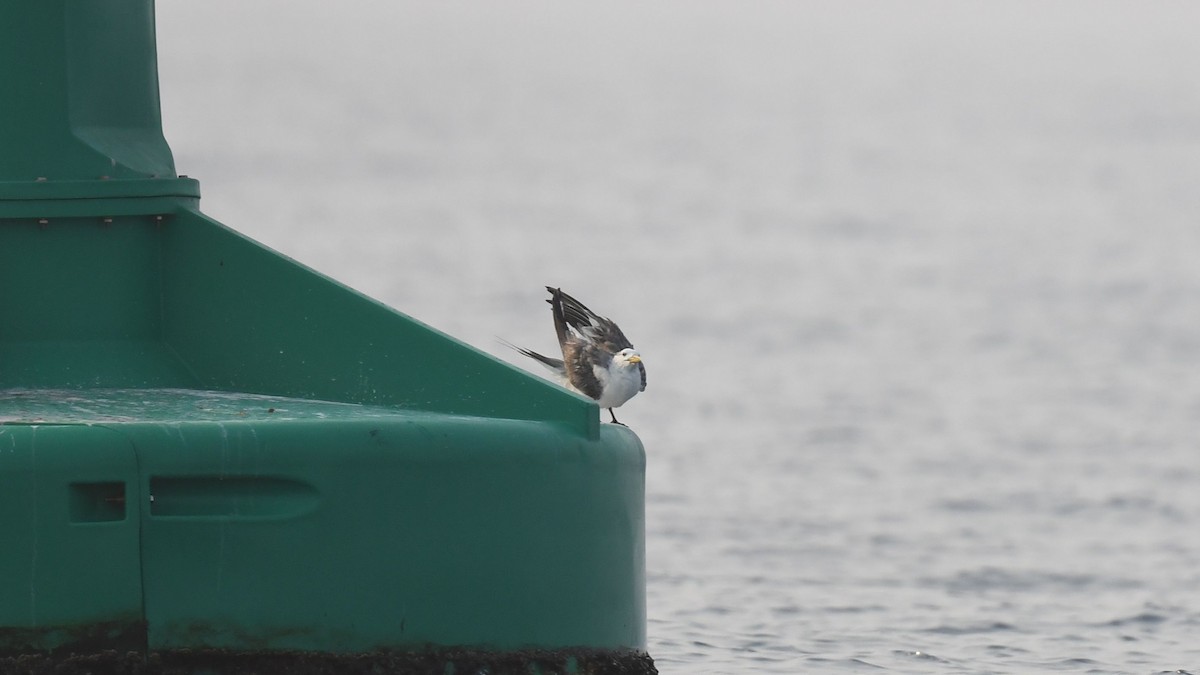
(506, 286), (646, 425)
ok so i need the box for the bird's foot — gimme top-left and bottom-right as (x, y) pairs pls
(608, 409), (627, 426)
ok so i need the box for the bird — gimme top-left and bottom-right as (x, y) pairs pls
(505, 286), (646, 425)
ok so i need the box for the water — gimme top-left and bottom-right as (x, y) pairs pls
(157, 3), (1200, 671)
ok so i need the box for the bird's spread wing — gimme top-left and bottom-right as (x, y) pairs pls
(546, 286), (635, 352)
(547, 286), (571, 349)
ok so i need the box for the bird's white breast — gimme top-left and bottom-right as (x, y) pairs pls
(593, 361), (643, 409)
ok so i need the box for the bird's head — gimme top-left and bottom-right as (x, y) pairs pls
(616, 348), (642, 367)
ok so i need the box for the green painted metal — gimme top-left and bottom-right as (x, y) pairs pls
(0, 424), (145, 654)
(136, 416), (644, 652)
(0, 211), (599, 433)
(0, 0), (649, 668)
(0, 390), (645, 654)
(0, 0), (200, 219)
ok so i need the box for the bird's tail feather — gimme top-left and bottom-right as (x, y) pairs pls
(496, 337), (566, 374)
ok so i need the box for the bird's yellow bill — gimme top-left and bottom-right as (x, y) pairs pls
(628, 355), (642, 363)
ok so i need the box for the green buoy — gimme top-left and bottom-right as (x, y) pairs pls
(0, 2), (652, 673)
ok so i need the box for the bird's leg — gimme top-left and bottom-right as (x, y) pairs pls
(608, 408), (626, 426)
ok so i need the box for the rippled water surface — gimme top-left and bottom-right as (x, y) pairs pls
(158, 3), (1200, 672)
